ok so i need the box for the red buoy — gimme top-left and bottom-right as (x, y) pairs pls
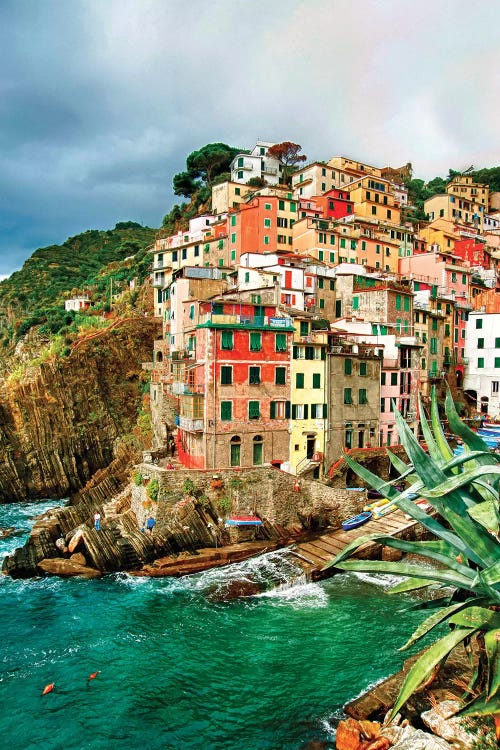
(88, 671), (100, 681)
(41, 683), (55, 696)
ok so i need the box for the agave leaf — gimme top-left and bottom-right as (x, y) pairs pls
(484, 628), (500, 699)
(334, 560), (477, 593)
(449, 606), (500, 630)
(418, 393), (445, 466)
(323, 535), (473, 580)
(445, 388), (491, 452)
(435, 506), (500, 571)
(476, 560), (500, 588)
(342, 452), (401, 500)
(387, 449), (411, 475)
(422, 465), (500, 498)
(430, 386), (454, 462)
(389, 627), (475, 721)
(467, 499), (500, 534)
(399, 600), (481, 652)
(455, 691), (499, 717)
(394, 495), (485, 567)
(388, 578), (435, 594)
(401, 595), (453, 610)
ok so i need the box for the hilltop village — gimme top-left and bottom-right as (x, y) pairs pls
(147, 142), (500, 478)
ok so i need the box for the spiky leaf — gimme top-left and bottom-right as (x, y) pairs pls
(399, 600), (481, 651)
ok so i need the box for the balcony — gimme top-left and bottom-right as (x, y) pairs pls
(172, 382), (204, 396)
(262, 166), (278, 176)
(179, 416), (204, 432)
(200, 313), (293, 329)
(428, 370), (441, 379)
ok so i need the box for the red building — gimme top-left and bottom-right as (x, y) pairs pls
(176, 298), (294, 470)
(313, 188), (354, 220)
(453, 238), (490, 269)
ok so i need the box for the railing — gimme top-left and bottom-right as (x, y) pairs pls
(428, 370), (441, 379)
(179, 416), (204, 432)
(172, 382), (204, 395)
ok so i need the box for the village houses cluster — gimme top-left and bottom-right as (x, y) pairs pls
(147, 141), (500, 478)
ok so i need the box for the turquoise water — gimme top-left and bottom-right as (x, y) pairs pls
(0, 500), (427, 750)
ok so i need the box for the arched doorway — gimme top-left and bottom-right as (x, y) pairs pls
(253, 435), (263, 466)
(230, 436), (241, 467)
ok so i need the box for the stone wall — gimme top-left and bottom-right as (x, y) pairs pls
(132, 463), (367, 533)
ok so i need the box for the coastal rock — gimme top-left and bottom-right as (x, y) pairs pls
(206, 578), (265, 602)
(421, 701), (476, 749)
(389, 728), (452, 750)
(336, 718), (381, 750)
(68, 528), (84, 553)
(0, 527), (17, 539)
(70, 552), (87, 566)
(37, 558), (102, 579)
(381, 546), (403, 562)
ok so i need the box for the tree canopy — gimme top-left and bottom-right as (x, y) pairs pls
(172, 143), (243, 198)
(267, 141), (307, 184)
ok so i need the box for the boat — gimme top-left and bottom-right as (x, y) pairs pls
(363, 498), (391, 512)
(372, 503), (396, 519)
(341, 511), (372, 531)
(224, 515), (263, 527)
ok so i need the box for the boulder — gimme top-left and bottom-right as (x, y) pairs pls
(381, 546), (403, 562)
(421, 701), (476, 749)
(205, 578), (265, 602)
(389, 727), (452, 749)
(70, 552), (87, 566)
(68, 528), (84, 553)
(37, 558), (102, 579)
(336, 718), (382, 750)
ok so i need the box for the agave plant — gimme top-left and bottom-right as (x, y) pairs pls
(323, 387), (500, 724)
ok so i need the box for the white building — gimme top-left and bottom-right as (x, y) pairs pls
(65, 296), (90, 312)
(463, 311), (500, 417)
(230, 142), (282, 185)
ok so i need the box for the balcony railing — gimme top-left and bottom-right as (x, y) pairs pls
(179, 416), (204, 432)
(172, 382), (204, 395)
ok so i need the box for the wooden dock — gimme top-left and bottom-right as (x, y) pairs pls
(289, 508), (423, 581)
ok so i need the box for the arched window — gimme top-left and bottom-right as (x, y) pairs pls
(156, 351), (163, 363)
(230, 436), (241, 467)
(253, 435), (263, 466)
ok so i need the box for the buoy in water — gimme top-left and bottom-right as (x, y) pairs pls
(88, 671), (100, 681)
(41, 683), (55, 696)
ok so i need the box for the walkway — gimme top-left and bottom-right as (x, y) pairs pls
(289, 508), (422, 581)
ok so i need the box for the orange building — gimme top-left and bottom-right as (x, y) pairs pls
(228, 195), (298, 263)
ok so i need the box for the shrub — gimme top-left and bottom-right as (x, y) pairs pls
(146, 478), (159, 502)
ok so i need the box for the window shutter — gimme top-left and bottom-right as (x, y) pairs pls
(303, 404), (309, 419)
(291, 404), (297, 420)
(285, 401), (291, 419)
(323, 403), (327, 418)
(270, 401), (276, 419)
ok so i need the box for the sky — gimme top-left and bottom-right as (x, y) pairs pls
(1, 0), (500, 278)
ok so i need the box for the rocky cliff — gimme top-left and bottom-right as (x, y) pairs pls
(0, 316), (161, 503)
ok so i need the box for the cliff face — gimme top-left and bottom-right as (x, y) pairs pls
(0, 317), (161, 503)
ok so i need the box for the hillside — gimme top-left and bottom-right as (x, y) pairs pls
(0, 222), (157, 355)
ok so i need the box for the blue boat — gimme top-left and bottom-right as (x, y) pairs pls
(341, 511), (372, 531)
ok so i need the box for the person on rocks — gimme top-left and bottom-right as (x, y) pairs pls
(168, 435), (176, 457)
(146, 516), (156, 535)
(55, 535), (68, 555)
(94, 512), (101, 531)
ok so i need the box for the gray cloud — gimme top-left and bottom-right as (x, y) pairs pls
(1, 0), (499, 275)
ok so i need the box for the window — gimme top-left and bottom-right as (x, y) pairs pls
(296, 373), (304, 389)
(300, 321), (309, 336)
(404, 296), (410, 312)
(372, 206), (377, 215)
(312, 373), (321, 389)
(495, 338), (500, 348)
(237, 171), (243, 180)
(462, 274), (467, 285)
(270, 401), (289, 419)
(478, 357), (484, 368)
(221, 331), (233, 350)
(430, 338), (437, 354)
(344, 358), (352, 375)
(235, 187), (240, 196)
(344, 388), (353, 404)
(275, 333), (287, 352)
(478, 338), (484, 349)
(476, 318), (483, 329)
(352, 296), (359, 310)
(250, 332), (261, 351)
(231, 233), (236, 243)
(220, 366), (232, 385)
(391, 373), (398, 385)
(230, 436), (241, 466)
(264, 235), (269, 245)
(249, 366), (260, 385)
(495, 359), (500, 369)
(359, 388), (367, 405)
(248, 401), (260, 420)
(493, 382), (499, 393)
(279, 200), (285, 210)
(221, 401), (232, 421)
(237, 157), (243, 167)
(381, 372), (386, 385)
(432, 318), (438, 331)
(264, 218), (271, 228)
(264, 203), (272, 210)
(275, 367), (286, 385)
(395, 294), (401, 311)
(360, 362), (367, 376)
(194, 245), (200, 257)
(335, 300), (342, 318)
(231, 214), (237, 227)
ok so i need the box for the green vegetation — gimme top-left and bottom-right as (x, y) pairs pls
(146, 478), (159, 503)
(0, 222), (156, 349)
(182, 478), (196, 496)
(324, 387), (500, 722)
(132, 471), (143, 487)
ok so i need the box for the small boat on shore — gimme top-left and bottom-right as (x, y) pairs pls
(341, 511), (372, 531)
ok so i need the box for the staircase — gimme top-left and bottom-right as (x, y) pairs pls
(296, 452), (323, 476)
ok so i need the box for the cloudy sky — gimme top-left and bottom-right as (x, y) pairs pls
(1, 0), (499, 277)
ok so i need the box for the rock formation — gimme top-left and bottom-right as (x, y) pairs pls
(0, 316), (161, 503)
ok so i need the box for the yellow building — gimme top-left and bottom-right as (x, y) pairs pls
(418, 218), (459, 254)
(292, 216), (356, 265)
(327, 156), (382, 178)
(345, 176), (401, 225)
(211, 181), (252, 214)
(424, 194), (485, 231)
(289, 316), (328, 477)
(447, 175), (489, 208)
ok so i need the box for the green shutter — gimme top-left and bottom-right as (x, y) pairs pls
(360, 362), (367, 376)
(296, 373), (304, 389)
(270, 401), (276, 419)
(275, 333), (287, 351)
(221, 401), (232, 420)
(249, 401), (260, 419)
(221, 331), (233, 349)
(313, 373), (321, 388)
(250, 332), (261, 351)
(344, 358), (352, 375)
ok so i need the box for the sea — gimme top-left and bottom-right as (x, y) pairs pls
(0, 499), (430, 750)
